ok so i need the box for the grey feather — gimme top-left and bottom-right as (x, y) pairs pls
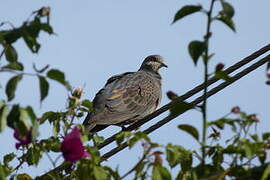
(83, 55), (167, 132)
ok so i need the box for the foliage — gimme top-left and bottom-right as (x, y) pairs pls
(0, 2), (269, 180)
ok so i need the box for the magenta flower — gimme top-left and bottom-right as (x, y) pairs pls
(61, 127), (90, 162)
(13, 129), (32, 149)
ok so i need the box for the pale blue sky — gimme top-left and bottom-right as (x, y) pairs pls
(0, 0), (270, 178)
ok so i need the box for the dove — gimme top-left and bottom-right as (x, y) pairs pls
(83, 55), (167, 133)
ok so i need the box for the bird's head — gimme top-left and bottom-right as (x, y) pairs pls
(139, 55), (168, 72)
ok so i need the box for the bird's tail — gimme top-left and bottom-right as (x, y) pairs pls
(83, 112), (96, 132)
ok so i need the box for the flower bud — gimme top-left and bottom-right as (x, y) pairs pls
(166, 91), (178, 100)
(231, 106), (240, 114)
(215, 63), (225, 72)
(249, 114), (259, 122)
(72, 87), (84, 99)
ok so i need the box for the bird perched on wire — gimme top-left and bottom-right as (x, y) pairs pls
(83, 55), (167, 133)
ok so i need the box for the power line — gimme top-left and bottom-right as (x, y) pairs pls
(38, 44), (270, 178)
(101, 54), (270, 160)
(97, 44), (270, 150)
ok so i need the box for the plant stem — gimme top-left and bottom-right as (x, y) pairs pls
(202, 0), (216, 166)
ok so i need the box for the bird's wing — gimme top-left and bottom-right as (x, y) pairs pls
(84, 71), (161, 126)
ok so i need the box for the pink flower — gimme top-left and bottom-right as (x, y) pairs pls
(13, 129), (32, 149)
(61, 127), (90, 162)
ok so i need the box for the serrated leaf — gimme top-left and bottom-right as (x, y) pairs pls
(38, 76), (49, 102)
(215, 71), (232, 82)
(188, 41), (206, 66)
(172, 5), (202, 24)
(221, 0), (235, 18)
(0, 105), (8, 132)
(178, 124), (199, 141)
(217, 16), (236, 32)
(5, 75), (23, 101)
(5, 44), (18, 62)
(170, 101), (194, 116)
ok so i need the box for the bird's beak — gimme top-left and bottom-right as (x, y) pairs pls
(161, 63), (168, 68)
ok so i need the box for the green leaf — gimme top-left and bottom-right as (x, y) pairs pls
(22, 32), (41, 53)
(2, 62), (24, 71)
(3, 153), (16, 165)
(38, 76), (49, 102)
(172, 5), (202, 24)
(215, 71), (232, 82)
(166, 144), (192, 170)
(216, 16), (236, 32)
(0, 165), (6, 180)
(0, 105), (8, 132)
(23, 146), (42, 166)
(25, 106), (37, 123)
(115, 131), (133, 146)
(19, 108), (31, 130)
(170, 101), (194, 116)
(7, 105), (20, 129)
(5, 44), (18, 62)
(261, 164), (270, 180)
(152, 165), (171, 180)
(221, 0), (235, 18)
(47, 69), (71, 89)
(178, 124), (199, 141)
(263, 133), (270, 141)
(93, 166), (108, 180)
(81, 100), (93, 112)
(5, 75), (23, 101)
(188, 41), (206, 66)
(128, 132), (150, 148)
(40, 23), (54, 34)
(0, 32), (4, 43)
(2, 29), (22, 44)
(93, 135), (105, 146)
